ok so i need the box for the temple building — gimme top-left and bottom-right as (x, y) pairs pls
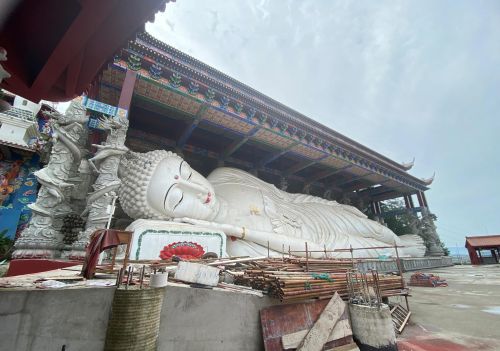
(3, 30), (444, 262)
(86, 32), (442, 255)
(100, 34), (432, 203)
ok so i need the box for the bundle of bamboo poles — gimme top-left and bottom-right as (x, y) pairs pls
(231, 258), (407, 302)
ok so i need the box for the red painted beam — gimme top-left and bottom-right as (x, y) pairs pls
(0, 0), (169, 102)
(65, 49), (85, 98)
(29, 0), (116, 99)
(75, 0), (168, 94)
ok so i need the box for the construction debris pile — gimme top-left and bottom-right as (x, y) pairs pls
(228, 257), (408, 302)
(260, 293), (360, 351)
(408, 272), (448, 287)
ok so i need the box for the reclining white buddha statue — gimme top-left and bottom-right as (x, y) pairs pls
(118, 150), (425, 258)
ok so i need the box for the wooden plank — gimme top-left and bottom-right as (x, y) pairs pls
(260, 299), (353, 351)
(207, 256), (267, 266)
(398, 311), (412, 333)
(297, 293), (345, 351)
(282, 319), (351, 350)
(325, 343), (361, 351)
(391, 304), (411, 334)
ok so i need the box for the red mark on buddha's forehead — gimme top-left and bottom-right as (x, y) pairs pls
(174, 175), (179, 179)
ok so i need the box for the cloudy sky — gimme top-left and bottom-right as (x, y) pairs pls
(146, 0), (500, 247)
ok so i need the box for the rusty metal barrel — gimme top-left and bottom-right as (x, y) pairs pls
(104, 288), (165, 351)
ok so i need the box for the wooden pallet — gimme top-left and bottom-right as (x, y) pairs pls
(390, 304), (411, 334)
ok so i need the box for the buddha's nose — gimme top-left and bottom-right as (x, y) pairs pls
(177, 179), (207, 194)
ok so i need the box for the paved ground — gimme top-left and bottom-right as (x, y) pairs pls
(396, 264), (500, 351)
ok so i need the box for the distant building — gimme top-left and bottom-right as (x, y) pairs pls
(465, 235), (500, 264)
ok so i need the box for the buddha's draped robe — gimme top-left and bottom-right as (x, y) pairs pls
(208, 168), (423, 258)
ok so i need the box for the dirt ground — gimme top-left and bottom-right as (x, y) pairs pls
(396, 264), (500, 351)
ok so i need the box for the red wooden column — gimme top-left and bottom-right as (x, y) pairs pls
(117, 69), (137, 117)
(409, 194), (415, 208)
(416, 191), (426, 208)
(371, 201), (381, 215)
(404, 196), (411, 209)
(421, 192), (429, 208)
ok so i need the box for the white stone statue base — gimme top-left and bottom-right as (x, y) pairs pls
(126, 219), (228, 260)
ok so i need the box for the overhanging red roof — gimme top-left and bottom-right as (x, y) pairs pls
(0, 0), (172, 102)
(465, 235), (500, 248)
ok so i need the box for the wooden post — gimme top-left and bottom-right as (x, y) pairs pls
(305, 242), (309, 272)
(394, 242), (405, 288)
(416, 191), (425, 208)
(350, 244), (354, 269)
(404, 196), (411, 209)
(111, 246), (118, 271)
(421, 192), (429, 208)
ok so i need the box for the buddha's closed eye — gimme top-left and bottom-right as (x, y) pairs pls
(164, 186), (184, 211)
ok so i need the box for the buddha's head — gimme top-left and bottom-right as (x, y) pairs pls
(119, 150), (217, 221)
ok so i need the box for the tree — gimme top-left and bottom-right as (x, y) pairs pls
(377, 199), (450, 256)
(379, 199), (416, 236)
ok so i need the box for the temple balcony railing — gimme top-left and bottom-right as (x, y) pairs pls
(0, 107), (40, 151)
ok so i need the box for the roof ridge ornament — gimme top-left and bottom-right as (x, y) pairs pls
(421, 172), (435, 185)
(401, 157), (415, 170)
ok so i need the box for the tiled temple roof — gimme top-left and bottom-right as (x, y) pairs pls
(101, 31), (433, 197)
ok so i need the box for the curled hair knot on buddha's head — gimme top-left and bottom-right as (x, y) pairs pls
(119, 150), (181, 220)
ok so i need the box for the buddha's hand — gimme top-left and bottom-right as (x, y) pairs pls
(174, 217), (210, 226)
(174, 217), (240, 236)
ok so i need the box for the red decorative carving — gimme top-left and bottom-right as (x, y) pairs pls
(159, 241), (205, 260)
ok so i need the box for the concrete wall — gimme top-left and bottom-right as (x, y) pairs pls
(1, 284), (276, 351)
(357, 260), (398, 273)
(0, 287), (115, 351)
(401, 257), (453, 271)
(158, 285), (278, 351)
(357, 257), (453, 273)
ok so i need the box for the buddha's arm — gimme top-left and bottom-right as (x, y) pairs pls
(175, 217), (325, 258)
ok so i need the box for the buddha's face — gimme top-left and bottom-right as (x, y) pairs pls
(146, 156), (217, 220)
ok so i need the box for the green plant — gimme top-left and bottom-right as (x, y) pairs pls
(0, 229), (14, 260)
(379, 199), (416, 236)
(439, 241), (450, 256)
